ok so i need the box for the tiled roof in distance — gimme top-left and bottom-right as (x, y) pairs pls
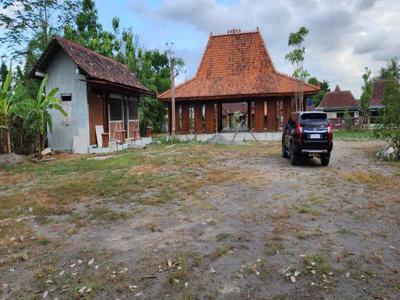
(318, 86), (358, 109)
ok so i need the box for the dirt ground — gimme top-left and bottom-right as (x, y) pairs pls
(0, 140), (399, 299)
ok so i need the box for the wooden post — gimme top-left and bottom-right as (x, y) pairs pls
(167, 103), (172, 134)
(267, 100), (278, 131)
(205, 103), (215, 133)
(254, 100), (265, 132)
(247, 101), (252, 131)
(217, 102), (223, 132)
(175, 104), (181, 134)
(194, 103), (203, 134)
(181, 103), (190, 134)
(170, 59), (176, 139)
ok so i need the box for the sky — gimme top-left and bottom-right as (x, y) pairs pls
(2, 0), (400, 98)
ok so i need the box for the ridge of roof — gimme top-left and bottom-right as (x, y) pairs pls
(209, 28), (260, 37)
(55, 36), (119, 65)
(31, 36), (148, 92)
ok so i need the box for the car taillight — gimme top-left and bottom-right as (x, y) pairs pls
(297, 123), (302, 145)
(328, 124), (332, 143)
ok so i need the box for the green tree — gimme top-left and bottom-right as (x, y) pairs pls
(285, 26), (310, 111)
(343, 109), (352, 130)
(0, 0), (62, 60)
(0, 62), (8, 83)
(307, 77), (330, 107)
(379, 57), (400, 80)
(24, 75), (66, 157)
(374, 76), (400, 157)
(360, 67), (373, 127)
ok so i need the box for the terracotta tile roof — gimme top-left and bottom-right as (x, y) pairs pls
(30, 36), (148, 92)
(158, 29), (319, 101)
(318, 86), (358, 109)
(371, 79), (385, 106)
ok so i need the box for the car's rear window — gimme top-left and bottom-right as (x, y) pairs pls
(300, 113), (327, 124)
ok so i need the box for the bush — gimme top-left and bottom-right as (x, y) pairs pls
(374, 77), (400, 157)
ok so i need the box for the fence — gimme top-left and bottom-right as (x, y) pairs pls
(329, 117), (361, 129)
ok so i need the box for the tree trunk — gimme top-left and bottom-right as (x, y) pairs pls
(5, 127), (11, 154)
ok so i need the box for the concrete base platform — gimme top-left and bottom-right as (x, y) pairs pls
(175, 132), (282, 143)
(88, 137), (153, 154)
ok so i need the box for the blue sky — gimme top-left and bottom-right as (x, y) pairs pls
(2, 0), (400, 98)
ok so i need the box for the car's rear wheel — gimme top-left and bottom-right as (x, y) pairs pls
(290, 146), (299, 165)
(282, 138), (289, 158)
(321, 154), (330, 166)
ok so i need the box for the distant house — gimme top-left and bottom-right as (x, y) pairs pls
(317, 85), (359, 128)
(30, 37), (149, 153)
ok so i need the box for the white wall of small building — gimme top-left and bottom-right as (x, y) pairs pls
(45, 50), (89, 152)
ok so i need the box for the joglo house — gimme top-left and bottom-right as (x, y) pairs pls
(158, 28), (320, 138)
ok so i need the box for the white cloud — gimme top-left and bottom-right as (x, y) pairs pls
(133, 0), (399, 97)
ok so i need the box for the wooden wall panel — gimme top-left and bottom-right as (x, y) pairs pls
(254, 100), (265, 132)
(283, 97), (292, 125)
(267, 100), (277, 131)
(181, 104), (190, 133)
(88, 87), (105, 145)
(205, 103), (215, 133)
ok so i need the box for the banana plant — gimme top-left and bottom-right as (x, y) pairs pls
(0, 65), (14, 153)
(24, 75), (66, 158)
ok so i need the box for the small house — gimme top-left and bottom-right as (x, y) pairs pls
(30, 37), (149, 153)
(317, 85), (359, 128)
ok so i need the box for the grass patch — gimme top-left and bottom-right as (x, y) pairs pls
(344, 171), (399, 190)
(208, 244), (234, 261)
(296, 204), (321, 216)
(302, 254), (331, 276)
(334, 129), (375, 140)
(88, 207), (129, 223)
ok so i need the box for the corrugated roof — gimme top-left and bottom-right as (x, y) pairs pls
(158, 29), (319, 101)
(31, 36), (148, 92)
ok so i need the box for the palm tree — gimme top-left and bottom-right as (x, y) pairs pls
(0, 65), (14, 153)
(24, 75), (66, 158)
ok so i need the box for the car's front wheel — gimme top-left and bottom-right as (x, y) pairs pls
(321, 154), (330, 166)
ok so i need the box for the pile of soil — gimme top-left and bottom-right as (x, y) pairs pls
(0, 153), (27, 167)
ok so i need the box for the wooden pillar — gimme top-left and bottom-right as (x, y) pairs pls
(181, 103), (190, 133)
(267, 100), (277, 131)
(194, 103), (203, 134)
(247, 101), (252, 131)
(175, 104), (181, 133)
(217, 102), (223, 132)
(254, 100), (265, 132)
(167, 103), (172, 134)
(283, 97), (291, 124)
(205, 103), (215, 133)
